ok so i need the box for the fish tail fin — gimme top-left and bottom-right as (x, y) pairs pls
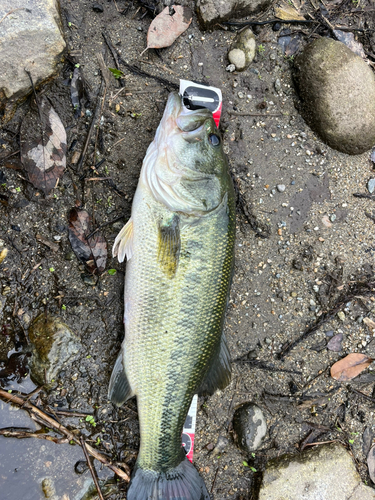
(127, 458), (210, 500)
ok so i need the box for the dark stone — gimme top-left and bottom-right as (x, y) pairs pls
(92, 3), (104, 13)
(233, 402), (267, 453)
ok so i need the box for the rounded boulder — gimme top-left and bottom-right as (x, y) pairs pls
(293, 37), (375, 155)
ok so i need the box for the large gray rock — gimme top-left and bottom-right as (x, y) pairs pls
(196, 0), (273, 30)
(258, 442), (375, 500)
(293, 37), (375, 155)
(0, 0), (66, 122)
(28, 314), (80, 387)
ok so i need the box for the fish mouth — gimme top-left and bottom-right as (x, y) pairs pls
(163, 93), (214, 136)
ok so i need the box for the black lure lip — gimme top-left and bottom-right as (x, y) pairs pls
(182, 85), (220, 113)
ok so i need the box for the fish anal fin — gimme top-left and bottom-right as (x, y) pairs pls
(197, 334), (231, 396)
(113, 218), (134, 263)
(108, 352), (134, 406)
(157, 214), (180, 278)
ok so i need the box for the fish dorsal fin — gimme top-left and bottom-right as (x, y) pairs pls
(197, 334), (231, 396)
(158, 214), (180, 277)
(113, 218), (134, 263)
(108, 351), (134, 406)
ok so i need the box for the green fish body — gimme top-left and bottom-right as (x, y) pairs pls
(109, 93), (235, 500)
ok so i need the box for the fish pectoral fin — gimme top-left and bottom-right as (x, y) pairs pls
(157, 214), (180, 277)
(197, 334), (231, 396)
(113, 218), (134, 263)
(108, 352), (134, 406)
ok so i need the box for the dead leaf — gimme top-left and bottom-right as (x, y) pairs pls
(363, 317), (375, 331)
(274, 4), (305, 21)
(68, 208), (107, 274)
(333, 30), (366, 59)
(327, 333), (343, 352)
(20, 97), (67, 195)
(145, 5), (192, 52)
(330, 353), (374, 381)
(368, 445), (375, 483)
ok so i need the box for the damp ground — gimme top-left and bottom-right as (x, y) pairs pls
(1, 1), (375, 499)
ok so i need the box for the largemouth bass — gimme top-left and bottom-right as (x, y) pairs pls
(109, 92), (235, 500)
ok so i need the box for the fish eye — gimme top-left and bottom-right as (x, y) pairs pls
(208, 134), (220, 146)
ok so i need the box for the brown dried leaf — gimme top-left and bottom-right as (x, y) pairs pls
(274, 4), (305, 21)
(68, 208), (107, 274)
(20, 97), (67, 195)
(330, 353), (374, 381)
(146, 5), (192, 50)
(333, 30), (366, 59)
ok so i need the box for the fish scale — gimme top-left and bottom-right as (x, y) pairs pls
(109, 92), (235, 499)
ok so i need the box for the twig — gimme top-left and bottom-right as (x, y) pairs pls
(81, 436), (105, 500)
(102, 31), (179, 90)
(0, 389), (130, 482)
(77, 81), (105, 172)
(351, 388), (375, 403)
(232, 358), (302, 375)
(25, 70), (48, 193)
(0, 150), (21, 162)
(211, 467), (220, 493)
(353, 192), (375, 200)
(84, 177), (112, 182)
(112, 137), (125, 148)
(278, 281), (375, 359)
(228, 111), (282, 117)
(0, 428), (68, 443)
(0, 8), (28, 25)
(303, 440), (338, 447)
(222, 18), (318, 28)
(45, 406), (94, 418)
(86, 215), (125, 240)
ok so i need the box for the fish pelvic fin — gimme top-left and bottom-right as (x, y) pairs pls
(113, 218), (134, 262)
(197, 333), (231, 396)
(127, 458), (210, 500)
(108, 352), (134, 406)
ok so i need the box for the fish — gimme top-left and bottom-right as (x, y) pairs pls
(109, 92), (235, 500)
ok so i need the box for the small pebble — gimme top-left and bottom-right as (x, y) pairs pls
(212, 436), (229, 455)
(226, 64), (236, 73)
(337, 311), (346, 321)
(238, 91), (244, 99)
(367, 178), (375, 194)
(277, 184), (285, 192)
(274, 79), (281, 92)
(330, 214), (337, 222)
(92, 3), (104, 12)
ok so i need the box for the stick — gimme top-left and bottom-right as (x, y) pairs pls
(81, 437), (105, 500)
(228, 111), (282, 117)
(77, 81), (105, 172)
(0, 389), (130, 482)
(222, 18), (318, 27)
(0, 8), (28, 25)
